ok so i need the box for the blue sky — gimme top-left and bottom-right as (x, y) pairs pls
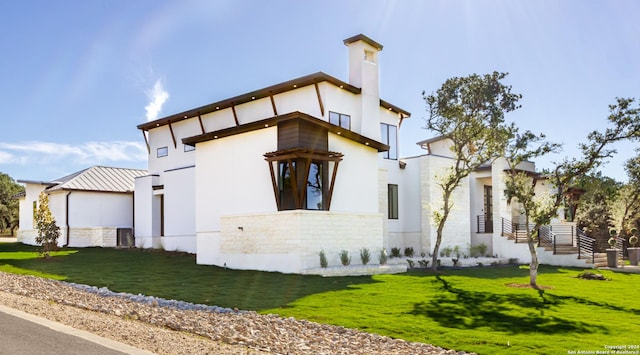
(1, 0), (638, 182)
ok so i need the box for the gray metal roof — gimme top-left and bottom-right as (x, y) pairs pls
(45, 166), (148, 193)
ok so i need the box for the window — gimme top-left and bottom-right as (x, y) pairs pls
(184, 144), (195, 152)
(157, 146), (168, 158)
(32, 200), (37, 227)
(388, 184), (399, 219)
(380, 123), (398, 160)
(278, 160), (326, 211)
(329, 111), (351, 130)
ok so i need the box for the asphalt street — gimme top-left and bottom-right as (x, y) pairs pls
(0, 305), (152, 355)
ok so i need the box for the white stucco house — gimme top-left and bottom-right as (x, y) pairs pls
(17, 166), (147, 247)
(133, 34), (596, 273)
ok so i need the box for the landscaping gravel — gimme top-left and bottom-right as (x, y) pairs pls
(0, 272), (470, 354)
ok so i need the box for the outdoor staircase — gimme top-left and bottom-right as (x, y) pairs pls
(501, 218), (607, 268)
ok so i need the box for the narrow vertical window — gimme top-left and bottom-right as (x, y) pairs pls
(306, 162), (323, 210)
(380, 123), (398, 160)
(388, 184), (399, 219)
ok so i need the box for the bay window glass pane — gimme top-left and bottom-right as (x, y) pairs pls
(306, 162), (323, 210)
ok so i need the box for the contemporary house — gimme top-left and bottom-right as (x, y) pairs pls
(133, 34), (599, 273)
(17, 166), (147, 247)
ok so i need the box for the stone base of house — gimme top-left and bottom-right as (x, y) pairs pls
(301, 263), (407, 277)
(196, 210), (384, 274)
(17, 227), (120, 248)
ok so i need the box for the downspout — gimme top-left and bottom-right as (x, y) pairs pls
(64, 191), (71, 247)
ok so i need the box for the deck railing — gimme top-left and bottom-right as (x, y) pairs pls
(476, 215), (493, 233)
(577, 228), (595, 264)
(538, 225), (556, 253)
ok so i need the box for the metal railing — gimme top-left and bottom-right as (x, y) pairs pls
(549, 224), (575, 246)
(501, 217), (534, 243)
(577, 228), (595, 264)
(538, 225), (556, 253)
(476, 215), (493, 233)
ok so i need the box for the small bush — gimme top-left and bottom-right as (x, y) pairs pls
(453, 245), (461, 259)
(391, 247), (401, 258)
(339, 250), (351, 266)
(319, 250), (328, 268)
(404, 247), (414, 258)
(508, 258), (519, 265)
(440, 246), (453, 257)
(418, 259), (429, 268)
(360, 248), (371, 265)
(469, 243), (488, 258)
(407, 259), (415, 268)
(378, 249), (388, 265)
(452, 258), (459, 267)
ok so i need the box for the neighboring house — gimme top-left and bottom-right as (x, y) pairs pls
(17, 166), (147, 248)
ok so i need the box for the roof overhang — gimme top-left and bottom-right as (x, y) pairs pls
(182, 111), (389, 152)
(138, 72), (410, 131)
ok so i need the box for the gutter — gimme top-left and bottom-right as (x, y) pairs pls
(64, 191), (71, 247)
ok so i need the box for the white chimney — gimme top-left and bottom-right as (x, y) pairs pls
(343, 34), (383, 141)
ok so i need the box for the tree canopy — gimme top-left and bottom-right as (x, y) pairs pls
(0, 172), (23, 235)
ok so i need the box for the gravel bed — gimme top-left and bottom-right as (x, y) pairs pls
(0, 272), (470, 354)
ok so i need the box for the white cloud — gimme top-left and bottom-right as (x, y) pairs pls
(145, 79), (169, 121)
(0, 141), (147, 166)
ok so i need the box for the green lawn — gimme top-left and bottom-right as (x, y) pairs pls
(1, 243), (639, 355)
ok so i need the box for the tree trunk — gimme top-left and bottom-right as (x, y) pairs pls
(431, 190), (452, 271)
(527, 238), (539, 288)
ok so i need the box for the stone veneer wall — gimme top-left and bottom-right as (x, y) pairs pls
(217, 210), (383, 273)
(17, 228), (117, 247)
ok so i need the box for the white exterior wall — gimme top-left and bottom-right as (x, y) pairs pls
(469, 172), (494, 252)
(162, 166), (196, 253)
(134, 175), (161, 249)
(419, 154), (471, 254)
(329, 134), (379, 213)
(195, 128), (277, 255)
(197, 210), (383, 273)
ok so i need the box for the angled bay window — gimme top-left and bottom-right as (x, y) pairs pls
(380, 123), (397, 160)
(266, 149), (342, 211)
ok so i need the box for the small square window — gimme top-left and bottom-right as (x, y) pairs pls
(157, 146), (168, 158)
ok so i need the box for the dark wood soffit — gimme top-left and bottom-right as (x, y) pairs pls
(182, 111), (389, 152)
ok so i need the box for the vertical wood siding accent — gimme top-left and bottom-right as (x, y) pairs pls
(277, 120), (328, 151)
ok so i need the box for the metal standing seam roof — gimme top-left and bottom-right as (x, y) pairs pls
(45, 166), (148, 193)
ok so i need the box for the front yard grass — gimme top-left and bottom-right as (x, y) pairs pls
(1, 243), (639, 355)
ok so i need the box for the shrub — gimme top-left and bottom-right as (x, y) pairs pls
(406, 259), (415, 268)
(360, 248), (371, 265)
(440, 246), (453, 257)
(508, 258), (519, 265)
(404, 247), (414, 258)
(630, 235), (639, 247)
(453, 245), (462, 259)
(34, 192), (60, 259)
(418, 259), (429, 268)
(339, 250), (351, 266)
(469, 243), (489, 258)
(391, 247), (401, 258)
(319, 250), (328, 268)
(378, 249), (388, 265)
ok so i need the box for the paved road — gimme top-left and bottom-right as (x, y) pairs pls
(0, 305), (152, 355)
